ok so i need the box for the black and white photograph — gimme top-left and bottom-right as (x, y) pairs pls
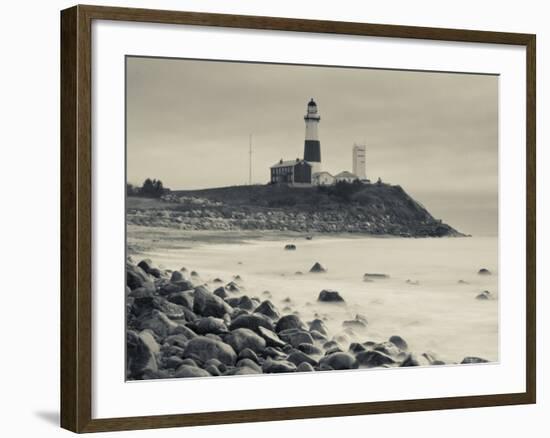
(125, 56), (499, 380)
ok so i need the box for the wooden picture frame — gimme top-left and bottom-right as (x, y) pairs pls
(60, 4), (536, 433)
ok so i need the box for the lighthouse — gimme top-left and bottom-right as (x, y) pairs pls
(303, 98), (321, 175)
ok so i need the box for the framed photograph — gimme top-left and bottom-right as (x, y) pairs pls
(60, 5), (536, 433)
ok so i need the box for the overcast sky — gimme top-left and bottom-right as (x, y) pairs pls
(127, 57), (498, 236)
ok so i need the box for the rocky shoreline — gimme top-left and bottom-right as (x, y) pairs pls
(126, 258), (489, 380)
(127, 206), (461, 237)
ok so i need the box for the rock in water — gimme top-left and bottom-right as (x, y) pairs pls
(363, 273), (389, 280)
(356, 350), (396, 367)
(310, 262), (327, 273)
(127, 330), (158, 378)
(308, 318), (329, 336)
(254, 300), (280, 320)
(139, 310), (179, 338)
(183, 336), (237, 366)
(275, 314), (307, 332)
(225, 295), (255, 311)
(225, 328), (266, 353)
(284, 244), (297, 250)
(170, 270), (185, 282)
(213, 286), (228, 299)
(175, 364), (211, 378)
(476, 290), (492, 300)
(320, 352), (358, 370)
(318, 290), (345, 303)
(461, 356), (489, 364)
(478, 268), (492, 275)
(193, 286), (232, 318)
(389, 335), (409, 351)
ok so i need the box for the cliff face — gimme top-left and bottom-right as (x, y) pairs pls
(126, 183), (462, 237)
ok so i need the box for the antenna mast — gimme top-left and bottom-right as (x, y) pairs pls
(248, 134), (252, 185)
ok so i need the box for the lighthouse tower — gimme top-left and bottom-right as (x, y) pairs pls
(303, 98), (321, 175)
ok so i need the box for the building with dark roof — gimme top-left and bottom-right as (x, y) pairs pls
(270, 159), (312, 185)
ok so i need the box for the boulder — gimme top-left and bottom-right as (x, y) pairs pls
(254, 300), (280, 320)
(126, 262), (155, 292)
(356, 350), (396, 367)
(193, 286), (232, 318)
(226, 281), (240, 292)
(224, 366), (262, 376)
(226, 295), (255, 311)
(262, 347), (287, 360)
(400, 353), (430, 367)
(349, 342), (367, 354)
(308, 318), (329, 336)
(310, 330), (328, 342)
(476, 290), (492, 300)
(287, 350), (318, 366)
(225, 328), (266, 353)
(373, 341), (401, 357)
(230, 313), (274, 333)
(159, 280), (194, 296)
(276, 314), (306, 332)
(213, 286), (228, 299)
(262, 358), (297, 373)
(238, 348), (259, 363)
(461, 356), (489, 364)
(236, 358), (262, 373)
(204, 358), (227, 373)
(389, 335), (409, 351)
(204, 364), (222, 376)
(363, 273), (389, 280)
(257, 326), (287, 348)
(318, 290), (345, 303)
(342, 318), (367, 330)
(175, 364), (211, 378)
(309, 262), (327, 273)
(139, 310), (179, 338)
(478, 268), (492, 275)
(297, 343), (323, 356)
(183, 336), (237, 366)
(126, 330), (158, 378)
(296, 362), (315, 372)
(164, 355), (185, 369)
(166, 291), (194, 309)
(320, 352), (358, 370)
(284, 244), (297, 250)
(192, 317), (229, 335)
(279, 329), (314, 347)
(170, 270), (185, 282)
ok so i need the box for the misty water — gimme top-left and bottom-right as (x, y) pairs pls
(130, 228), (498, 364)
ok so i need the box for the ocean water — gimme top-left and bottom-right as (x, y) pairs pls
(134, 232), (499, 364)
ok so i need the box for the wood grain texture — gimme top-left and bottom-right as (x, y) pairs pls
(60, 4), (537, 433)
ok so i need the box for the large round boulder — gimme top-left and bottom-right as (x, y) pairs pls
(308, 318), (329, 336)
(320, 352), (358, 370)
(275, 314), (306, 332)
(193, 286), (232, 318)
(279, 329), (314, 347)
(183, 336), (237, 366)
(225, 328), (266, 353)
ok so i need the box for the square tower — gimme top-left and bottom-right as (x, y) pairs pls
(352, 144), (367, 180)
